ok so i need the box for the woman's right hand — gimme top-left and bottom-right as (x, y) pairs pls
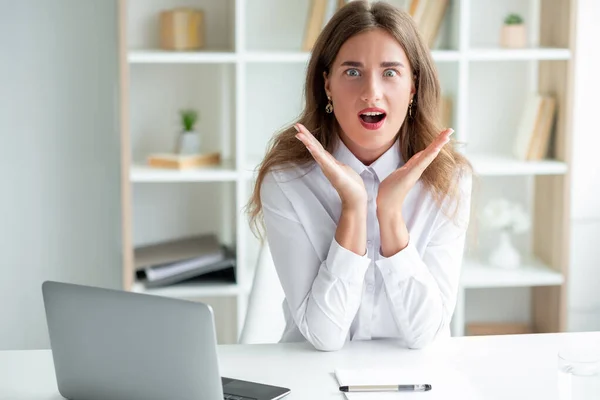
(295, 123), (367, 209)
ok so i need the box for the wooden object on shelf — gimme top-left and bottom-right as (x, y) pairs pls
(514, 94), (556, 161)
(500, 25), (527, 48)
(466, 322), (533, 336)
(147, 152), (221, 169)
(407, 0), (449, 48)
(531, 0), (573, 333)
(302, 0), (329, 51)
(160, 8), (205, 50)
(440, 95), (453, 129)
(529, 97), (557, 160)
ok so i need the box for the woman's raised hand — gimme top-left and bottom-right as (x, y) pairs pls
(295, 123), (367, 208)
(376, 128), (453, 216)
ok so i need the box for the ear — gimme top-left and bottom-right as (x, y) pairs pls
(323, 71), (331, 98)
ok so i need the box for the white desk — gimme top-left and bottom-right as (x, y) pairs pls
(1, 332), (599, 399)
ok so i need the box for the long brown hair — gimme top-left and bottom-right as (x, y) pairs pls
(246, 0), (472, 239)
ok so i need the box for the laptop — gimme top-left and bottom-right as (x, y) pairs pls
(42, 281), (290, 400)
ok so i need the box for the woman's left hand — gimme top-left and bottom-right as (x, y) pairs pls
(376, 128), (453, 217)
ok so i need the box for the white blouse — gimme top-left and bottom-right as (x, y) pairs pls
(260, 136), (472, 351)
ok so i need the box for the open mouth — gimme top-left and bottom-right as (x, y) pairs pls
(358, 109), (387, 130)
(359, 112), (386, 124)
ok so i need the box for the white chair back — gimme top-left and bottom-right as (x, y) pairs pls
(239, 242), (286, 344)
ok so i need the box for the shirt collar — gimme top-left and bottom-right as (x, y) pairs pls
(332, 135), (403, 181)
(332, 136), (368, 176)
(369, 138), (403, 181)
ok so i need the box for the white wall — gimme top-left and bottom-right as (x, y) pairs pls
(0, 1), (123, 349)
(567, 0), (600, 331)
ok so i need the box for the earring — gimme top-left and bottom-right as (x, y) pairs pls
(325, 96), (333, 114)
(408, 98), (414, 118)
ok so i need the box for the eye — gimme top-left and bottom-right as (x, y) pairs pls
(344, 68), (360, 77)
(384, 69), (398, 77)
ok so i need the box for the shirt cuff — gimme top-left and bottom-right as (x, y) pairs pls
(324, 238), (371, 283)
(375, 239), (421, 282)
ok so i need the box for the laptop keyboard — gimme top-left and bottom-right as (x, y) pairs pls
(223, 394), (256, 400)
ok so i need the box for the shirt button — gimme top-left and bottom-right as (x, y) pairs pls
(366, 284), (374, 292)
(367, 240), (372, 245)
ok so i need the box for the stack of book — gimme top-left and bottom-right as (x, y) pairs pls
(134, 234), (236, 288)
(513, 94), (556, 161)
(407, 0), (450, 48)
(302, 0), (346, 51)
(301, 0), (449, 51)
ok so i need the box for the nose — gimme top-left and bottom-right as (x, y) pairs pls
(361, 73), (383, 104)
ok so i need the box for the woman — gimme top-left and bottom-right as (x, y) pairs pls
(247, 0), (472, 351)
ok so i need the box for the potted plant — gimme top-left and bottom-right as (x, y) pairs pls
(175, 109), (200, 154)
(482, 198), (531, 269)
(500, 13), (527, 48)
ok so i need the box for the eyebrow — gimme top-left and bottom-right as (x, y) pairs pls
(340, 61), (405, 68)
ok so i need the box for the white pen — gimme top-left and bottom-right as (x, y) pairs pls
(339, 384), (432, 392)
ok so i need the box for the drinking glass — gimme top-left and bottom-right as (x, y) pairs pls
(557, 348), (600, 400)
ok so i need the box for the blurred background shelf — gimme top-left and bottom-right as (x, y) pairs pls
(243, 51), (310, 63)
(241, 49), (460, 63)
(128, 50), (237, 63)
(468, 153), (568, 176)
(131, 281), (247, 299)
(120, 0), (576, 344)
(467, 47), (571, 61)
(130, 161), (238, 182)
(461, 259), (564, 289)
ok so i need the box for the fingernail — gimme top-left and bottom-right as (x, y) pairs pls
(293, 125), (300, 132)
(449, 129), (454, 135)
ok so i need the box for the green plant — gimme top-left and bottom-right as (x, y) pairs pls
(179, 109), (199, 132)
(504, 13), (524, 25)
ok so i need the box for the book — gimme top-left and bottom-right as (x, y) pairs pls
(134, 234), (236, 287)
(407, 0), (449, 48)
(135, 234), (222, 269)
(302, 0), (329, 51)
(138, 255), (236, 288)
(513, 94), (556, 161)
(440, 95), (453, 128)
(514, 94), (544, 160)
(147, 152), (221, 169)
(528, 96), (556, 160)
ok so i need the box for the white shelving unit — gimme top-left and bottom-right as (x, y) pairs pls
(461, 259), (564, 289)
(130, 161), (238, 182)
(131, 281), (248, 298)
(119, 0), (574, 343)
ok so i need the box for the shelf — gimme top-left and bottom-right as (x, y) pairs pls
(131, 280), (244, 298)
(128, 50), (236, 64)
(242, 50), (459, 63)
(460, 258), (564, 289)
(431, 50), (461, 62)
(240, 48), (570, 64)
(244, 52), (310, 63)
(244, 154), (568, 178)
(468, 153), (568, 176)
(467, 47), (571, 61)
(130, 161), (239, 183)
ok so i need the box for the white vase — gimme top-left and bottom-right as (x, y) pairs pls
(489, 230), (521, 269)
(178, 131), (201, 155)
